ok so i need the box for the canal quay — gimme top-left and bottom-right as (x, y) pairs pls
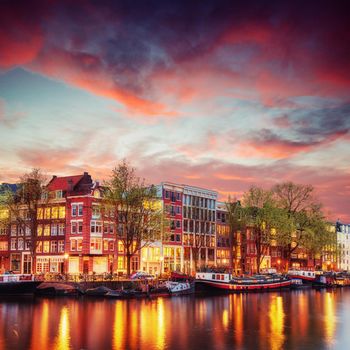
(1, 289), (350, 350)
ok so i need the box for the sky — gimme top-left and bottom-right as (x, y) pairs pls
(0, 0), (349, 222)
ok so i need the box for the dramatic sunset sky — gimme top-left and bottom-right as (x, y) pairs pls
(0, 0), (349, 221)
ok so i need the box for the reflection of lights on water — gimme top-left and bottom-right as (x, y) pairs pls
(54, 306), (70, 350)
(324, 292), (336, 346)
(232, 294), (243, 347)
(269, 296), (285, 350)
(297, 293), (308, 337)
(39, 301), (49, 348)
(156, 298), (165, 349)
(222, 309), (229, 329)
(113, 302), (124, 350)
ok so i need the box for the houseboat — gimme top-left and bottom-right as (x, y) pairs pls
(0, 274), (41, 295)
(287, 270), (319, 284)
(195, 272), (291, 292)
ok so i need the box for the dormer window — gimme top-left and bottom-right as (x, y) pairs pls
(56, 190), (63, 199)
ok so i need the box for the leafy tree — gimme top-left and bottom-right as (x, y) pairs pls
(103, 161), (165, 276)
(2, 169), (48, 273)
(226, 198), (245, 274)
(242, 186), (294, 273)
(272, 182), (332, 269)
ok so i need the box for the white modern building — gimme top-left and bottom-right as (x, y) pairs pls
(337, 221), (350, 271)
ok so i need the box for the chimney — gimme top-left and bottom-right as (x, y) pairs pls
(68, 179), (74, 192)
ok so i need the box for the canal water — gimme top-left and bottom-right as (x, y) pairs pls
(1, 289), (350, 350)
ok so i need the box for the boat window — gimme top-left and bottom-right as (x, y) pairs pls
(212, 274), (215, 279)
(221, 275), (224, 280)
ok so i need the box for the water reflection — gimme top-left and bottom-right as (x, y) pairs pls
(269, 295), (285, 350)
(0, 290), (348, 350)
(324, 292), (336, 347)
(54, 306), (70, 350)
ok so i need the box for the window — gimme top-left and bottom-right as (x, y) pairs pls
(37, 208), (43, 220)
(58, 241), (65, 252)
(11, 254), (21, 272)
(44, 208), (51, 219)
(51, 207), (59, 219)
(56, 190), (63, 199)
(25, 227), (31, 236)
(176, 206), (181, 214)
(71, 239), (77, 251)
(43, 241), (50, 253)
(92, 205), (100, 219)
(165, 190), (170, 199)
(71, 221), (83, 234)
(36, 241), (42, 253)
(72, 203), (83, 217)
(176, 220), (181, 229)
(90, 238), (102, 251)
(58, 206), (65, 219)
(25, 241), (31, 250)
(109, 241), (114, 251)
(18, 238), (24, 250)
(176, 192), (180, 200)
(91, 221), (102, 234)
(11, 225), (17, 236)
(44, 225), (50, 236)
(0, 241), (8, 251)
(58, 224), (65, 235)
(103, 239), (108, 251)
(51, 224), (57, 236)
(10, 238), (17, 250)
(0, 227), (7, 235)
(118, 256), (125, 269)
(71, 221), (77, 234)
(131, 256), (139, 271)
(51, 241), (58, 253)
(118, 240), (124, 253)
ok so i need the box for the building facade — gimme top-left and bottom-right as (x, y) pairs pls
(337, 221), (350, 271)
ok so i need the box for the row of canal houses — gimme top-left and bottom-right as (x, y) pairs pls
(0, 172), (345, 276)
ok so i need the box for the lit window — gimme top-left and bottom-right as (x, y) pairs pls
(51, 207), (59, 219)
(43, 241), (50, 253)
(59, 207), (66, 219)
(36, 241), (42, 253)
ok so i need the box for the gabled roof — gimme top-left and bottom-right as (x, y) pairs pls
(47, 175), (84, 192)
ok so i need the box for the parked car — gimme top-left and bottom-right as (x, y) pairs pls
(130, 271), (155, 280)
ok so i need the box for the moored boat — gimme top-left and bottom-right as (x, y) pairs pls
(165, 281), (195, 295)
(287, 270), (318, 284)
(0, 274), (41, 295)
(195, 272), (291, 292)
(36, 282), (82, 296)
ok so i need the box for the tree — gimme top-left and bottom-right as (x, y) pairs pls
(272, 182), (331, 269)
(2, 169), (48, 273)
(104, 161), (165, 276)
(226, 198), (245, 274)
(241, 186), (294, 274)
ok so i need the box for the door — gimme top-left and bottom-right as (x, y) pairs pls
(23, 254), (32, 274)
